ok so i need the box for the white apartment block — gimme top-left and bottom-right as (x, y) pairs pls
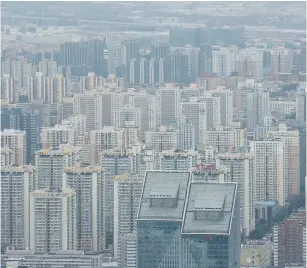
(210, 88), (233, 127)
(203, 127), (245, 153)
(199, 94), (221, 130)
(250, 140), (285, 206)
(1, 75), (14, 103)
(41, 125), (74, 149)
(212, 46), (237, 76)
(270, 100), (296, 116)
(157, 85), (181, 126)
(90, 126), (125, 165)
(145, 126), (178, 152)
(114, 174), (143, 266)
(3, 250), (109, 268)
(112, 106), (141, 128)
(73, 93), (103, 131)
(63, 166), (105, 252)
(216, 153), (255, 235)
(154, 150), (198, 171)
(0, 147), (14, 166)
(1, 165), (37, 249)
(296, 92), (306, 122)
(29, 189), (77, 253)
(35, 145), (81, 189)
(171, 118), (195, 151)
(120, 232), (137, 268)
(266, 124), (300, 199)
(180, 99), (206, 148)
(1, 129), (27, 166)
(61, 115), (87, 145)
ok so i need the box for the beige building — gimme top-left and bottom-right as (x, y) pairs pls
(1, 129), (26, 166)
(250, 140), (285, 206)
(266, 124), (300, 199)
(241, 239), (273, 267)
(203, 127), (245, 153)
(41, 125), (74, 149)
(145, 126), (178, 152)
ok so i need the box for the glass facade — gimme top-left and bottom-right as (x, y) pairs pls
(137, 221), (181, 268)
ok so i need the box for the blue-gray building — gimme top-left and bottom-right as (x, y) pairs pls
(137, 171), (240, 268)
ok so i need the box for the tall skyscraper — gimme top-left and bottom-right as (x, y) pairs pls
(3, 107), (41, 164)
(210, 88), (233, 127)
(216, 153), (255, 235)
(170, 118), (195, 151)
(250, 140), (285, 206)
(296, 92), (306, 123)
(199, 94), (221, 130)
(63, 166), (105, 252)
(1, 165), (37, 250)
(137, 171), (240, 268)
(157, 86), (181, 126)
(180, 99), (206, 148)
(29, 188), (77, 253)
(114, 174), (143, 266)
(266, 124), (300, 199)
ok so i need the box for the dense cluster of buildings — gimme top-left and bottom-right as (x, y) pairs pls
(1, 8), (307, 268)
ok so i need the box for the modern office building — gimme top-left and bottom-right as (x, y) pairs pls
(114, 174), (143, 266)
(137, 171), (240, 268)
(1, 129), (27, 166)
(1, 165), (37, 250)
(273, 211), (306, 267)
(216, 153), (255, 235)
(249, 140), (285, 206)
(2, 107), (41, 164)
(296, 92), (306, 123)
(63, 166), (105, 252)
(29, 188), (77, 253)
(35, 145), (81, 189)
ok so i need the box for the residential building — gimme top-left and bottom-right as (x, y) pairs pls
(145, 126), (178, 152)
(29, 189), (77, 253)
(35, 145), (81, 189)
(1, 165), (37, 250)
(216, 153), (255, 235)
(63, 166), (105, 252)
(249, 140), (285, 206)
(1, 129), (26, 166)
(41, 125), (74, 149)
(114, 174), (143, 266)
(266, 124), (300, 199)
(273, 211), (306, 267)
(203, 127), (245, 153)
(170, 118), (195, 151)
